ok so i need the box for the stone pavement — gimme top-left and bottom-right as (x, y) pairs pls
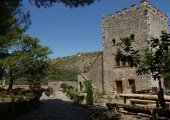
(17, 91), (92, 120)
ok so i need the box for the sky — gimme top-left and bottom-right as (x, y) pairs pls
(24, 0), (170, 58)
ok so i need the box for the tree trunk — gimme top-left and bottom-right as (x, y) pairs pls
(8, 71), (13, 93)
(157, 79), (166, 109)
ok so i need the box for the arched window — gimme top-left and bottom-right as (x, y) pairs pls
(122, 61), (126, 67)
(130, 34), (135, 40)
(144, 10), (148, 16)
(116, 60), (120, 66)
(112, 39), (116, 45)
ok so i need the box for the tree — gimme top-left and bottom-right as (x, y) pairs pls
(0, 34), (51, 92)
(116, 32), (170, 112)
(29, 0), (99, 8)
(84, 80), (93, 105)
(21, 35), (52, 88)
(0, 24), (25, 89)
(0, 0), (99, 64)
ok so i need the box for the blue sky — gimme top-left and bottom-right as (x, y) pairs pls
(25, 0), (170, 58)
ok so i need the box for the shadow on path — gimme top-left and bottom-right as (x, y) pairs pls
(17, 98), (107, 120)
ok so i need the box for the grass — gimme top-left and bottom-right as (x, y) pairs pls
(0, 51), (101, 85)
(48, 70), (78, 81)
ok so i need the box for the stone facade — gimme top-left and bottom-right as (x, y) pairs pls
(78, 53), (103, 92)
(86, 53), (103, 91)
(78, 0), (168, 94)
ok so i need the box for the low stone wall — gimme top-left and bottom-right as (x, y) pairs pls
(0, 85), (48, 90)
(48, 81), (78, 91)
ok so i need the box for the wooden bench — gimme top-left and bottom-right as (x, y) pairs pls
(119, 94), (170, 107)
(130, 99), (170, 107)
(130, 99), (155, 105)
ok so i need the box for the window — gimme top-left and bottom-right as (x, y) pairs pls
(116, 60), (120, 66)
(144, 10), (148, 16)
(130, 34), (135, 40)
(122, 61), (126, 67)
(112, 39), (116, 45)
(128, 79), (135, 87)
(79, 82), (83, 91)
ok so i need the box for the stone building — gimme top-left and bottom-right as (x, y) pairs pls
(78, 0), (168, 94)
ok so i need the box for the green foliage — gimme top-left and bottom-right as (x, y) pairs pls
(55, 70), (78, 81)
(66, 88), (84, 104)
(131, 84), (136, 93)
(107, 95), (112, 102)
(60, 84), (84, 104)
(60, 83), (73, 93)
(116, 33), (170, 110)
(84, 80), (93, 105)
(28, 0), (98, 8)
(94, 90), (105, 99)
(115, 95), (119, 99)
(45, 51), (101, 83)
(0, 34), (51, 91)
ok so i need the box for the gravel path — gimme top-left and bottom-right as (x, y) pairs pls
(18, 91), (91, 120)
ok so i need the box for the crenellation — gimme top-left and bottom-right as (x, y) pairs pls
(157, 10), (161, 15)
(108, 14), (114, 17)
(140, 0), (149, 7)
(146, 4), (168, 22)
(104, 1), (168, 22)
(131, 4), (137, 11)
(152, 7), (157, 13)
(123, 8), (129, 14)
(115, 11), (121, 17)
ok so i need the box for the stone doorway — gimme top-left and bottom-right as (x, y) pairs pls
(116, 81), (123, 93)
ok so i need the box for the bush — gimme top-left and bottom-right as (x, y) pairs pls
(131, 84), (136, 93)
(84, 80), (93, 105)
(61, 83), (84, 104)
(66, 88), (84, 104)
(60, 83), (74, 93)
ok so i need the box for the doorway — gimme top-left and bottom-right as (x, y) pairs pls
(116, 81), (123, 93)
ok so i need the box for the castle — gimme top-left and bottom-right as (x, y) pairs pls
(78, 0), (169, 94)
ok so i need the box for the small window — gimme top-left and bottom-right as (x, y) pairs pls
(79, 82), (83, 91)
(122, 61), (126, 67)
(130, 34), (135, 40)
(112, 39), (116, 45)
(128, 79), (135, 87)
(116, 60), (120, 66)
(144, 10), (148, 15)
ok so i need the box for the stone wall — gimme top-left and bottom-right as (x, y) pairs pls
(78, 53), (103, 92)
(102, 1), (168, 93)
(86, 53), (103, 91)
(78, 0), (168, 94)
(48, 81), (78, 91)
(77, 74), (86, 91)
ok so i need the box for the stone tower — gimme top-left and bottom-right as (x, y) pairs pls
(102, 1), (168, 93)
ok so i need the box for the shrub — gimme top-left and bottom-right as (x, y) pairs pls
(60, 83), (74, 93)
(25, 92), (34, 98)
(84, 80), (93, 105)
(66, 88), (84, 104)
(131, 84), (136, 93)
(61, 84), (84, 104)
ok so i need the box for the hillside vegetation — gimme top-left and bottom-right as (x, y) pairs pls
(0, 51), (101, 85)
(42, 51), (101, 84)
